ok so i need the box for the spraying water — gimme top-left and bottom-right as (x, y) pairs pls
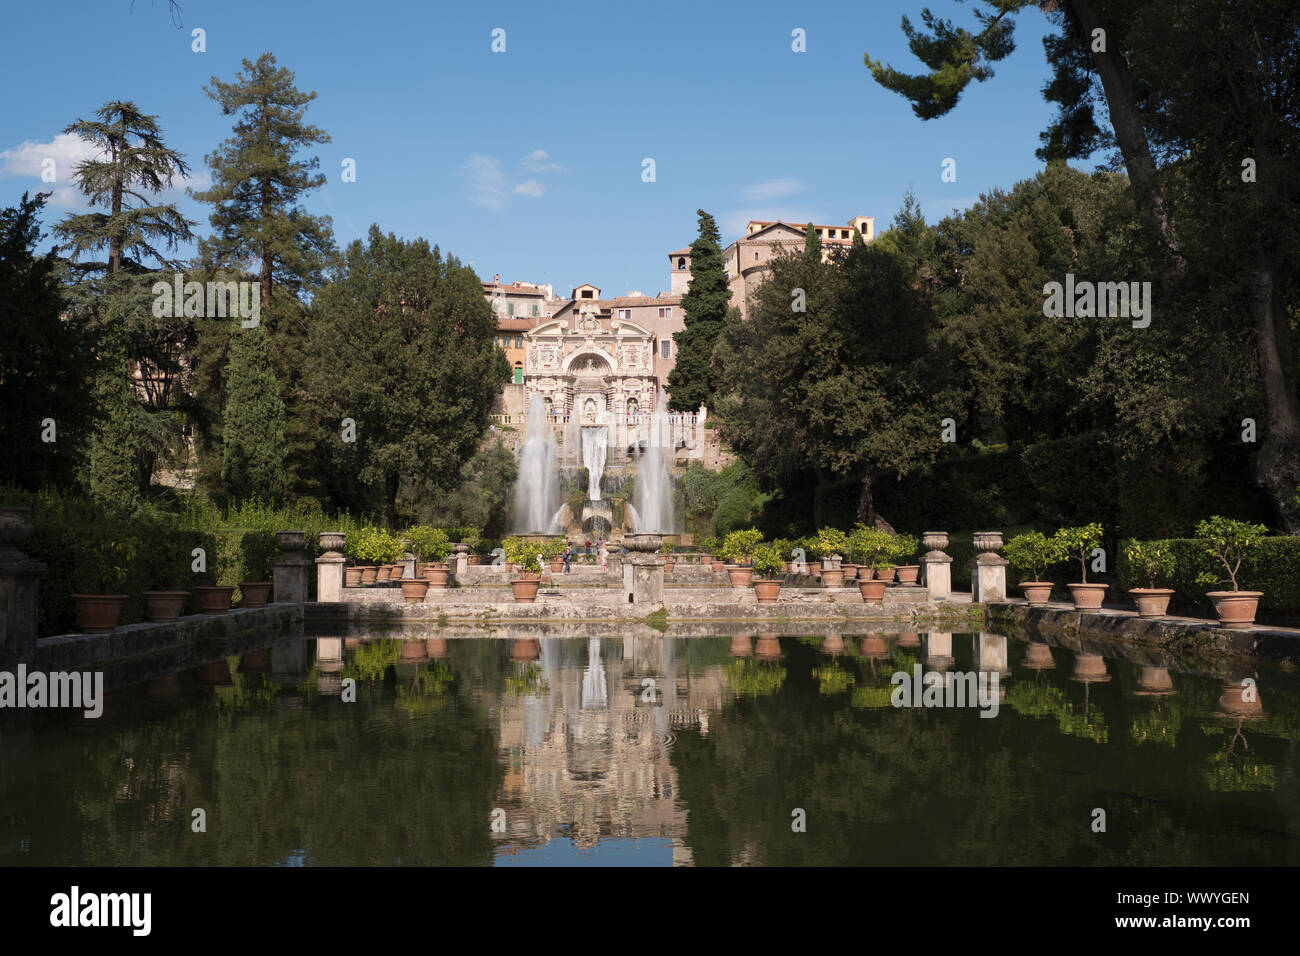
(513, 395), (562, 532)
(581, 426), (608, 501)
(632, 394), (675, 532)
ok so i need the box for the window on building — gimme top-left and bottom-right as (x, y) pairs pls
(531, 304), (538, 316)
(581, 289), (594, 298)
(661, 339), (670, 359)
(658, 307), (671, 318)
(513, 365), (523, 384)
(507, 302), (515, 316)
(677, 257), (686, 269)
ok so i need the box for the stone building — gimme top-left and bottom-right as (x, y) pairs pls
(722, 216), (874, 319)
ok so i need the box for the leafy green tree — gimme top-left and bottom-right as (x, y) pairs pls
(221, 325), (287, 503)
(803, 221), (821, 261)
(0, 193), (94, 490)
(668, 209), (730, 411)
(866, 0), (1300, 529)
(306, 226), (508, 525)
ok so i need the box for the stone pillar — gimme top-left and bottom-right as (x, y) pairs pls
(274, 531), (311, 605)
(315, 636), (344, 696)
(398, 551), (415, 580)
(315, 532), (346, 603)
(0, 507), (43, 668)
(920, 531), (952, 601)
(626, 556), (664, 605)
(451, 544), (469, 583)
(969, 531), (1009, 603)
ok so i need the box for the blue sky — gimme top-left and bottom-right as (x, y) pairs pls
(0, 0), (1069, 297)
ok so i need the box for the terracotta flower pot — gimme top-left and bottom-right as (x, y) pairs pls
(194, 585), (236, 615)
(1129, 587), (1174, 618)
(375, 564), (392, 582)
(239, 581), (273, 608)
(359, 566), (378, 584)
(895, 565), (920, 585)
(72, 594), (128, 633)
(858, 580), (888, 604)
(726, 565), (753, 588)
(874, 565), (896, 581)
(753, 579), (782, 603)
(1020, 582), (1054, 606)
(511, 577), (541, 603)
(424, 564), (450, 588)
(820, 568), (845, 588)
(842, 564), (860, 582)
(143, 590), (189, 622)
(401, 579), (430, 603)
(345, 567), (363, 586)
(711, 559), (726, 572)
(699, 553), (714, 565)
(1206, 591), (1263, 628)
(1066, 583), (1108, 610)
(664, 559), (675, 572)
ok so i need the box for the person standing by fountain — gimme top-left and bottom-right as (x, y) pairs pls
(599, 539), (608, 573)
(563, 541), (573, 574)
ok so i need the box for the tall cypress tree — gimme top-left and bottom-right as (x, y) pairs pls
(803, 221), (822, 261)
(192, 52), (335, 501)
(54, 100), (194, 508)
(667, 209), (730, 411)
(221, 324), (287, 503)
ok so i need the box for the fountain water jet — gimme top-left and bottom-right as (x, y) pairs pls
(632, 394), (675, 532)
(512, 395), (563, 533)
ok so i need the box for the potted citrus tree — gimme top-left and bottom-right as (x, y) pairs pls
(722, 528), (763, 588)
(698, 535), (719, 566)
(1195, 516), (1267, 627)
(1124, 540), (1177, 618)
(848, 525), (892, 583)
(409, 525), (452, 588)
(659, 540), (676, 572)
(750, 542), (785, 603)
(891, 533), (921, 585)
(1054, 523), (1108, 610)
(1005, 531), (1065, 606)
(814, 527), (848, 587)
(504, 536), (545, 603)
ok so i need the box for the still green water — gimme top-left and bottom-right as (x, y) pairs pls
(2, 632), (1298, 866)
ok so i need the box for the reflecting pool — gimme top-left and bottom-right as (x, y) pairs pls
(2, 632), (1298, 865)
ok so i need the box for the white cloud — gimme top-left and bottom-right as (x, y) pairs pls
(741, 178), (805, 202)
(458, 153), (508, 210)
(521, 149), (565, 173)
(514, 180), (545, 197)
(0, 132), (209, 209)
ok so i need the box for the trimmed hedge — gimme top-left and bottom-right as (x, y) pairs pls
(1116, 536), (1300, 611)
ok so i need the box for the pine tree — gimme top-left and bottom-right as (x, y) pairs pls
(667, 210), (730, 411)
(192, 52), (334, 311)
(55, 101), (195, 501)
(89, 345), (145, 513)
(192, 52), (336, 501)
(221, 324), (287, 503)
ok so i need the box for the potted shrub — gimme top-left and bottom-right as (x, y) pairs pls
(890, 533), (921, 584)
(409, 525), (452, 588)
(1054, 523), (1108, 610)
(659, 540), (676, 572)
(750, 543), (785, 603)
(1124, 540), (1177, 618)
(699, 536), (720, 566)
(142, 536), (190, 622)
(401, 576), (430, 603)
(1195, 516), (1267, 627)
(1005, 531), (1065, 607)
(722, 528), (763, 588)
(815, 527), (848, 586)
(346, 527), (378, 584)
(72, 538), (132, 633)
(238, 530), (277, 608)
(504, 536), (545, 603)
